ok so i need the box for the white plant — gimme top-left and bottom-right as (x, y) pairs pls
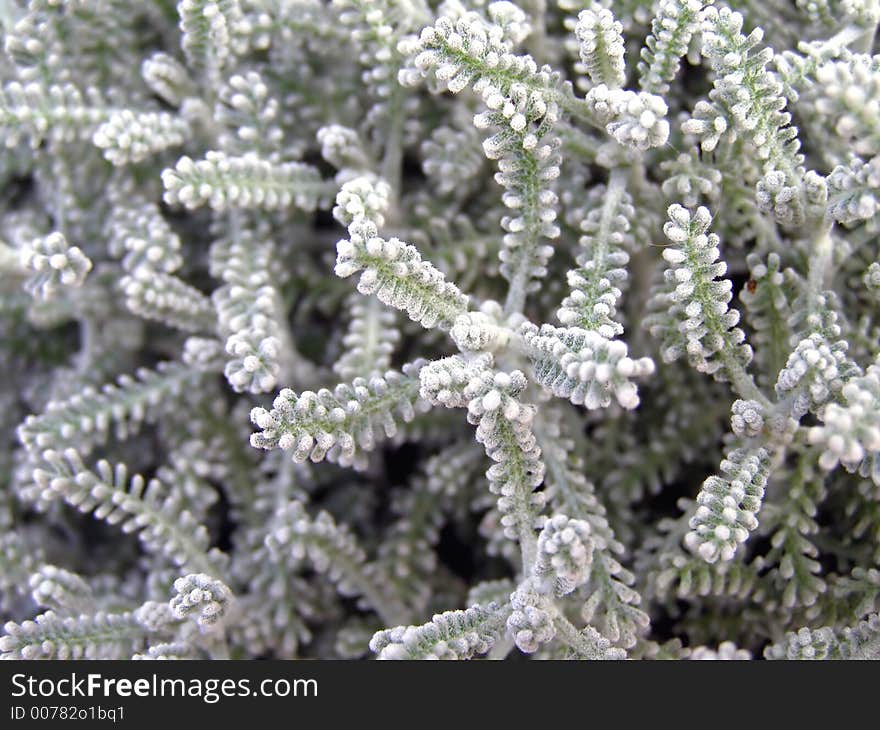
(0, 0), (879, 663)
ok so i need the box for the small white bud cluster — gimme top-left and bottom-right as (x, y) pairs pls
(574, 5), (626, 89)
(730, 399), (765, 437)
(370, 603), (502, 660)
(520, 322), (654, 410)
(756, 170), (805, 227)
(775, 334), (852, 418)
(506, 579), (556, 653)
(466, 367), (530, 422)
(474, 82), (558, 155)
(4, 13), (59, 84)
(250, 362), (425, 467)
(687, 641), (751, 660)
(840, 0), (880, 24)
(474, 81), (561, 289)
(692, 7), (804, 226)
(266, 502), (380, 601)
(740, 250), (785, 317)
(487, 1), (531, 45)
(335, 0), (399, 98)
(421, 122), (484, 195)
(533, 515), (594, 596)
(0, 81), (107, 148)
(826, 155), (880, 224)
(699, 8), (763, 74)
(865, 262), (880, 300)
(108, 204), (183, 275)
(28, 452), (216, 570)
(318, 124), (370, 176)
(638, 0), (706, 96)
(488, 111), (559, 170)
(586, 84), (670, 150)
(29, 565), (95, 614)
(815, 56), (880, 157)
(216, 71), (283, 155)
(178, 0), (248, 74)
(418, 353), (494, 408)
(223, 331), (281, 393)
(141, 52), (194, 107)
(681, 99), (728, 152)
(659, 152), (723, 208)
(133, 641), (196, 660)
(397, 11), (563, 297)
(93, 110), (190, 166)
(107, 203), (213, 332)
(803, 169), (829, 209)
(685, 8), (791, 157)
(170, 573), (234, 632)
(0, 610), (141, 660)
(465, 367), (547, 542)
(450, 301), (511, 353)
(211, 234), (285, 393)
(764, 626), (838, 660)
(332, 176), (391, 228)
(133, 601), (176, 632)
(652, 204), (752, 376)
(838, 613), (880, 659)
(121, 266), (216, 333)
(335, 217), (470, 330)
(20, 232), (92, 300)
(401, 13), (526, 94)
(808, 360), (880, 472)
(17, 361), (193, 459)
(577, 626), (628, 660)
(684, 447), (771, 563)
(162, 152), (324, 211)
(557, 184), (633, 336)
(707, 52), (784, 140)
(230, 6), (273, 53)
(792, 292), (846, 339)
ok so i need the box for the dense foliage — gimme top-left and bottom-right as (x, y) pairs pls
(1, 0), (879, 660)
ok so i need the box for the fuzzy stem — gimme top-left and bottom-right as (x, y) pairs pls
(553, 613), (617, 659)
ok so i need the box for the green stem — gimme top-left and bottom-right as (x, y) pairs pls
(553, 613), (618, 659)
(495, 416), (539, 574)
(526, 0), (548, 64)
(721, 349), (771, 407)
(808, 220), (834, 303)
(380, 85), (405, 207)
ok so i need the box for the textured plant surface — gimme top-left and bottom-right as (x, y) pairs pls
(1, 0), (879, 661)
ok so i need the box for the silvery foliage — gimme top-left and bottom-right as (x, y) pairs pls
(1, 0), (879, 662)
